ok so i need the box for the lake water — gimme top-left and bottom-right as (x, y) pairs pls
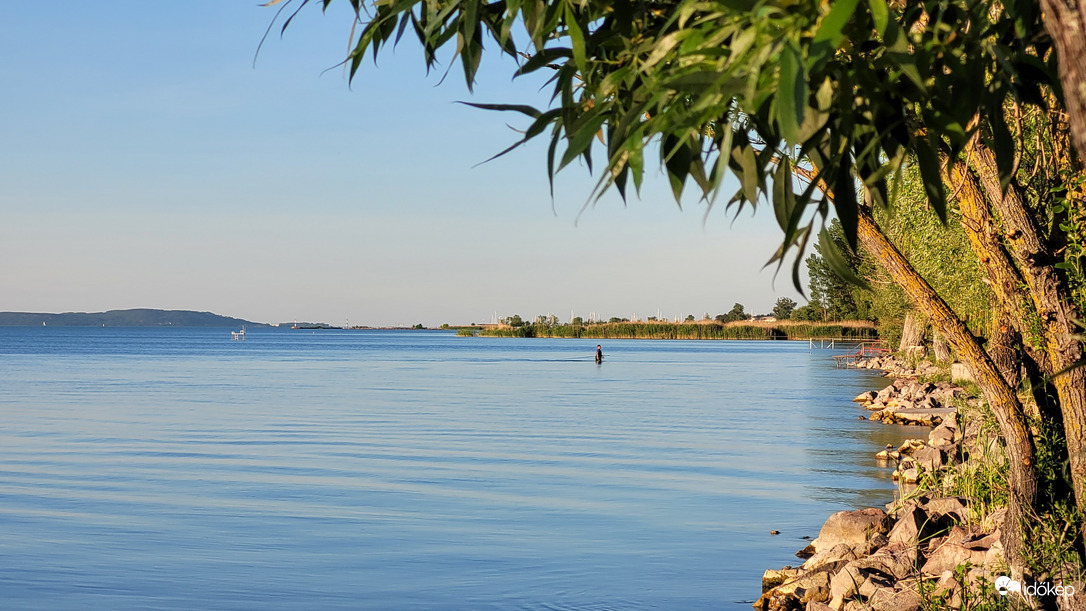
(0, 328), (927, 610)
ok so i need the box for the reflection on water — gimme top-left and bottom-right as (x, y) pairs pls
(0, 328), (921, 609)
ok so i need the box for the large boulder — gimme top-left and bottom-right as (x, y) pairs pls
(911, 445), (945, 471)
(868, 587), (921, 611)
(802, 544), (860, 572)
(921, 542), (988, 576)
(851, 543), (918, 581)
(923, 497), (970, 524)
(812, 509), (892, 553)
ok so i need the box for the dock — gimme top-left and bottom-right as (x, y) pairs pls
(808, 339), (891, 367)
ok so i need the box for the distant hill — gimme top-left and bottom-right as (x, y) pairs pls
(0, 309), (266, 327)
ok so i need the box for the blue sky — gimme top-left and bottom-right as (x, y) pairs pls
(1, 2), (806, 326)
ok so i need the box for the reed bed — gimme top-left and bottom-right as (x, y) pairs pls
(477, 321), (877, 340)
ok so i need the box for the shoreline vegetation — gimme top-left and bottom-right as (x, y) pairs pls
(757, 353), (1083, 610)
(463, 319), (878, 341)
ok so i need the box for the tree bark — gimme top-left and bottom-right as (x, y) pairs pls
(990, 313), (1023, 389)
(856, 205), (1038, 573)
(899, 310), (927, 351)
(1041, 0), (1086, 162)
(944, 158), (1053, 372)
(968, 143), (1086, 520)
(932, 331), (952, 362)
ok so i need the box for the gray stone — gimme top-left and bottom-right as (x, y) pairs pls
(921, 542), (987, 576)
(869, 588), (921, 611)
(812, 508), (891, 553)
(924, 497), (970, 523)
(828, 564), (866, 607)
(852, 543), (918, 580)
(802, 543), (859, 572)
(911, 446), (945, 471)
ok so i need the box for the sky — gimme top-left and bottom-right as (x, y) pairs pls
(0, 2), (809, 327)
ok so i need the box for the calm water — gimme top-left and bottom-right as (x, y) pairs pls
(0, 328), (926, 610)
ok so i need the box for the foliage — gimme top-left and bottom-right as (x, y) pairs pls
(771, 297), (797, 320)
(806, 219), (863, 321)
(273, 0), (1058, 288)
(790, 304), (820, 321)
(876, 165), (994, 334)
(718, 302), (749, 323)
(477, 320), (877, 339)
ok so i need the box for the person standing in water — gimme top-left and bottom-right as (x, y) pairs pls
(595, 345), (603, 363)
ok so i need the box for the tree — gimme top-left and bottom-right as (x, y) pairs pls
(719, 303), (749, 323)
(275, 0), (1086, 582)
(790, 304), (820, 322)
(771, 297), (797, 320)
(806, 219), (861, 322)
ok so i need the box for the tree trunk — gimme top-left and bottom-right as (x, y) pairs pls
(944, 158), (1053, 372)
(899, 310), (926, 351)
(932, 331), (952, 362)
(990, 314), (1022, 389)
(1041, 0), (1086, 161)
(968, 144), (1086, 520)
(856, 205), (1038, 573)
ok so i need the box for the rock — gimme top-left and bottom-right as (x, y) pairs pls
(869, 588), (921, 611)
(931, 570), (962, 607)
(853, 391), (877, 403)
(857, 574), (895, 600)
(875, 385), (896, 403)
(911, 446), (945, 471)
(852, 543), (918, 581)
(961, 531), (998, 551)
(898, 439), (927, 455)
(890, 407), (956, 426)
(921, 542), (987, 576)
(812, 508), (892, 553)
(983, 536), (1004, 570)
(806, 602), (833, 611)
(764, 567), (803, 591)
(887, 508), (926, 547)
(802, 543), (859, 572)
(828, 564), (866, 607)
(755, 566), (838, 610)
(893, 467), (919, 483)
(928, 423), (957, 448)
(796, 543), (816, 559)
(924, 497), (970, 524)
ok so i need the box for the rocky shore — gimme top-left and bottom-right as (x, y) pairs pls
(755, 355), (1008, 610)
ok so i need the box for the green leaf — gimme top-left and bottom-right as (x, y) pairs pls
(914, 136), (947, 223)
(819, 228), (869, 289)
(867, 0), (889, 35)
(564, 3), (587, 72)
(813, 0), (860, 47)
(777, 45), (807, 146)
(772, 156), (796, 232)
(559, 112), (607, 169)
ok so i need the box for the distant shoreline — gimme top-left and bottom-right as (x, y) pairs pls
(0, 309), (264, 328)
(465, 320), (878, 341)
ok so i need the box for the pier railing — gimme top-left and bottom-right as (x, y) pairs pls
(813, 339), (891, 367)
